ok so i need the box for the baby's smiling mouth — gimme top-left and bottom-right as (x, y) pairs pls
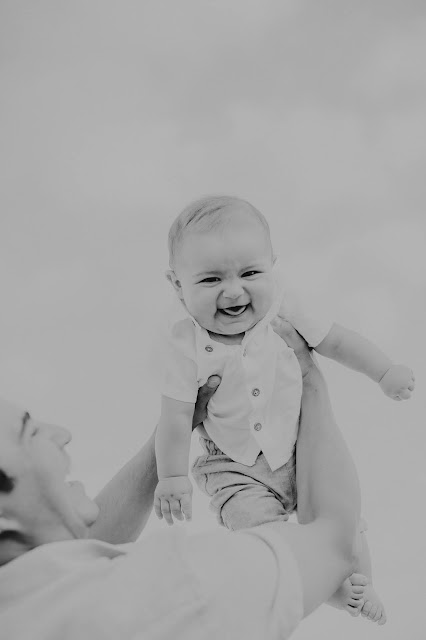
(219, 304), (249, 317)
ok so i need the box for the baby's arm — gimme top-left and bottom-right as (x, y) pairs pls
(315, 323), (415, 400)
(154, 395), (195, 525)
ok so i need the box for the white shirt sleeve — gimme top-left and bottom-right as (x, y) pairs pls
(161, 318), (199, 403)
(184, 525), (304, 640)
(279, 286), (334, 348)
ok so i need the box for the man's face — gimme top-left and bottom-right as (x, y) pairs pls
(0, 401), (99, 548)
(170, 209), (275, 336)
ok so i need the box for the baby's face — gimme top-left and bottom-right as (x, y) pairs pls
(170, 213), (275, 336)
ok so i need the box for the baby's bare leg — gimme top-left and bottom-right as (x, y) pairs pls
(272, 317), (363, 617)
(273, 318), (387, 623)
(271, 317), (361, 617)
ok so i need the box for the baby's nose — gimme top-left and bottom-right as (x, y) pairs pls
(222, 280), (244, 299)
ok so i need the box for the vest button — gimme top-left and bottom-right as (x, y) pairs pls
(254, 423), (262, 431)
(205, 345), (213, 352)
(252, 388), (260, 397)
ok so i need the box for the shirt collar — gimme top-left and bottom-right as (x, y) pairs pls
(167, 296), (203, 331)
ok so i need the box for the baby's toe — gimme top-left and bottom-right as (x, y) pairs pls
(349, 597), (363, 608)
(346, 604), (361, 617)
(372, 606), (383, 623)
(349, 573), (368, 587)
(361, 601), (372, 617)
(378, 611), (387, 626)
(367, 603), (378, 620)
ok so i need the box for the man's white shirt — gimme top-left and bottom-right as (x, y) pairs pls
(0, 526), (303, 640)
(162, 266), (333, 471)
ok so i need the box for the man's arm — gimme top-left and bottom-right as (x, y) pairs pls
(89, 431), (157, 544)
(88, 376), (220, 544)
(271, 318), (361, 617)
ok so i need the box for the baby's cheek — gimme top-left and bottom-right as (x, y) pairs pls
(256, 282), (275, 310)
(192, 292), (216, 321)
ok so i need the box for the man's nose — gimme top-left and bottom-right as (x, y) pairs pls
(222, 279), (245, 299)
(39, 423), (72, 447)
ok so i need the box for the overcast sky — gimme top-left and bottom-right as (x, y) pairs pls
(1, 2), (425, 638)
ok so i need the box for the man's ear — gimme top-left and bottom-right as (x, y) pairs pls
(0, 513), (30, 564)
(0, 515), (24, 535)
(165, 270), (184, 301)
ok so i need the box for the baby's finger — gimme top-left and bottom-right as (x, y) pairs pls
(399, 389), (411, 400)
(160, 498), (174, 526)
(408, 382), (415, 391)
(154, 496), (163, 520)
(169, 498), (184, 522)
(180, 494), (192, 521)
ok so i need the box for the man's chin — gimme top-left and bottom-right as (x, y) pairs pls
(67, 481), (99, 527)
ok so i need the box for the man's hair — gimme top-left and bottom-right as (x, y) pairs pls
(0, 469), (15, 493)
(168, 195), (271, 268)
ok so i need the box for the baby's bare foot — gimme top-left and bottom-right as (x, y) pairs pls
(328, 573), (367, 616)
(360, 583), (387, 625)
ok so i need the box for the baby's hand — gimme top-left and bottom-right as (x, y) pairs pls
(154, 476), (193, 525)
(379, 364), (415, 400)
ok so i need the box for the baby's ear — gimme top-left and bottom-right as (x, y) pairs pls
(165, 270), (184, 300)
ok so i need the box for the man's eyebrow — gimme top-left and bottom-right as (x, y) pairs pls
(19, 412), (31, 440)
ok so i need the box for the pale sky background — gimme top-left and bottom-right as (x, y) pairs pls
(1, 1), (426, 638)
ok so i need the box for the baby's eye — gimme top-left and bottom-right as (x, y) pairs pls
(199, 277), (220, 284)
(242, 270), (260, 278)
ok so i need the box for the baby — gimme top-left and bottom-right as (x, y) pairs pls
(154, 195), (414, 624)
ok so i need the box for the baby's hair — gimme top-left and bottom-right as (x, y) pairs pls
(168, 195), (271, 268)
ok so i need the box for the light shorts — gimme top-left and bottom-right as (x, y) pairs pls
(192, 437), (297, 531)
